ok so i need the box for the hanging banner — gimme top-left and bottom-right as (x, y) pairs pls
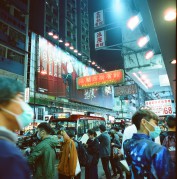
(77, 70), (124, 89)
(95, 30), (106, 49)
(145, 99), (173, 116)
(94, 10), (104, 28)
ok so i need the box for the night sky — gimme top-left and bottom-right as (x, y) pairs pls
(88, 0), (124, 72)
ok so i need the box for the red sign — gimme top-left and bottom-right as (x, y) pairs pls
(95, 30), (105, 49)
(77, 70), (124, 89)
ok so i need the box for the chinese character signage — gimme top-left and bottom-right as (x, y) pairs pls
(94, 10), (104, 27)
(77, 70), (124, 89)
(114, 84), (137, 97)
(95, 30), (106, 49)
(145, 99), (173, 116)
(24, 87), (30, 103)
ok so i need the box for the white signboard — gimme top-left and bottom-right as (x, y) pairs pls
(95, 30), (105, 49)
(94, 10), (104, 28)
(145, 99), (173, 116)
(24, 87), (30, 103)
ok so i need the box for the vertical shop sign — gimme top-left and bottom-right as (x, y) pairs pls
(94, 10), (104, 28)
(95, 30), (106, 49)
(24, 87), (30, 103)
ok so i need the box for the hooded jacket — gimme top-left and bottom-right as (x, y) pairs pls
(0, 127), (31, 179)
(28, 135), (58, 179)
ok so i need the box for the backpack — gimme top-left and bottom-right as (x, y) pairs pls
(162, 134), (176, 163)
(75, 140), (93, 167)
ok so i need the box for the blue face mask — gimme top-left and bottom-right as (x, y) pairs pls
(2, 100), (34, 130)
(145, 120), (161, 139)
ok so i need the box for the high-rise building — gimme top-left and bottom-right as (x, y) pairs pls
(0, 0), (29, 85)
(30, 0), (90, 59)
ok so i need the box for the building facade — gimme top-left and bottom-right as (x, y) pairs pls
(0, 0), (29, 85)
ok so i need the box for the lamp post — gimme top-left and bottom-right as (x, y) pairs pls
(33, 66), (46, 128)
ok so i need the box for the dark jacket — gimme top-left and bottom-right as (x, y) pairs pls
(0, 127), (31, 179)
(110, 135), (121, 157)
(86, 138), (99, 165)
(97, 131), (111, 158)
(160, 131), (176, 144)
(28, 135), (58, 179)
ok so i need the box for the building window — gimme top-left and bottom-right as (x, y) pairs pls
(0, 45), (6, 57)
(9, 28), (25, 44)
(0, 22), (8, 34)
(7, 49), (24, 64)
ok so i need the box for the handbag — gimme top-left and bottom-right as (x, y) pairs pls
(75, 156), (81, 176)
(120, 160), (130, 174)
(113, 147), (122, 159)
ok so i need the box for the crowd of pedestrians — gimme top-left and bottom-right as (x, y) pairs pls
(0, 76), (176, 179)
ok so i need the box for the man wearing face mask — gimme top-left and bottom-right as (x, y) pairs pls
(123, 109), (173, 179)
(0, 77), (33, 179)
(27, 122), (58, 179)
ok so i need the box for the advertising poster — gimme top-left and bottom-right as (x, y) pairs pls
(36, 36), (114, 109)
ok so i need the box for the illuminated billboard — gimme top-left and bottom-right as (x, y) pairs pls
(30, 33), (114, 109)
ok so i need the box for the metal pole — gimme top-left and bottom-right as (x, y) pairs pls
(33, 71), (36, 128)
(120, 99), (123, 118)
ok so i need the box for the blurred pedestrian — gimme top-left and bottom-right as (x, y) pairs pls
(28, 122), (58, 179)
(109, 130), (124, 178)
(123, 109), (174, 179)
(58, 129), (81, 179)
(67, 129), (81, 179)
(97, 124), (112, 179)
(85, 129), (99, 179)
(161, 115), (176, 177)
(0, 77), (33, 179)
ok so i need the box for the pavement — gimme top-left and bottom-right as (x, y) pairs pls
(55, 159), (126, 179)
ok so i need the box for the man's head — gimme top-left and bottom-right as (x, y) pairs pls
(0, 77), (33, 131)
(66, 129), (76, 139)
(166, 115), (176, 131)
(87, 129), (97, 139)
(99, 124), (106, 133)
(132, 109), (160, 138)
(37, 122), (53, 140)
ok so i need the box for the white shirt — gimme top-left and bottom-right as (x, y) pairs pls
(121, 124), (137, 154)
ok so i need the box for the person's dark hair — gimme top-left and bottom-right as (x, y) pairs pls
(37, 122), (53, 134)
(87, 129), (97, 137)
(113, 126), (119, 132)
(108, 129), (115, 138)
(66, 129), (75, 138)
(166, 115), (176, 128)
(132, 109), (159, 130)
(99, 124), (106, 132)
(0, 77), (24, 104)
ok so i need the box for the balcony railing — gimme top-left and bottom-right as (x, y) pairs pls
(0, 9), (26, 33)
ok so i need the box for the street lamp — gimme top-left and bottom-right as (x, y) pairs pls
(33, 66), (46, 127)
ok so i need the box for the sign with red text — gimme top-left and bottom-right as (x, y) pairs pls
(94, 10), (104, 28)
(145, 99), (173, 116)
(95, 30), (106, 49)
(77, 70), (124, 89)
